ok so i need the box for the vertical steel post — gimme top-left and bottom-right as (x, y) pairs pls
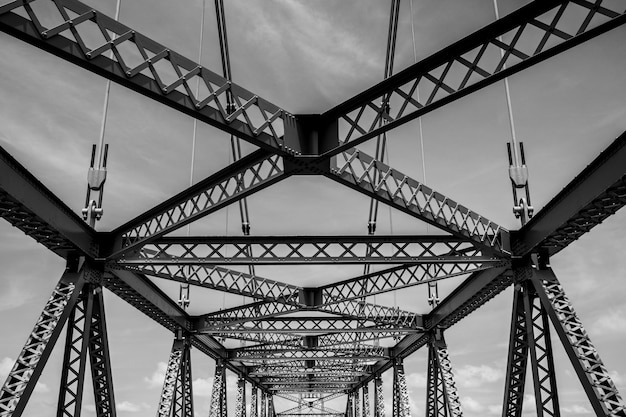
(88, 287), (117, 417)
(250, 386), (258, 417)
(209, 361), (227, 417)
(426, 343), (446, 417)
(502, 284), (529, 417)
(346, 392), (353, 417)
(235, 377), (246, 417)
(260, 391), (267, 417)
(156, 338), (184, 417)
(362, 384), (370, 417)
(523, 280), (560, 417)
(392, 359), (410, 417)
(56, 286), (94, 417)
(0, 268), (86, 417)
(354, 388), (361, 417)
(530, 267), (626, 417)
(269, 395), (276, 417)
(374, 375), (385, 417)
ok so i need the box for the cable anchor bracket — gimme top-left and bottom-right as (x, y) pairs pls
(82, 143), (109, 227)
(507, 141), (533, 225)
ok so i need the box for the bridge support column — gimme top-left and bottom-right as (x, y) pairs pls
(260, 391), (267, 417)
(250, 386), (258, 417)
(235, 377), (246, 417)
(362, 384), (370, 417)
(503, 258), (626, 417)
(392, 359), (410, 417)
(0, 263), (120, 417)
(374, 374), (384, 417)
(156, 335), (193, 417)
(528, 265), (626, 416)
(426, 332), (463, 417)
(209, 360), (227, 417)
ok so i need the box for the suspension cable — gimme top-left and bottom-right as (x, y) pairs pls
(492, 0), (520, 166)
(179, 0), (207, 310)
(493, 0), (533, 225)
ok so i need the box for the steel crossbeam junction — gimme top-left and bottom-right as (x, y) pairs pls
(1, 0), (626, 416)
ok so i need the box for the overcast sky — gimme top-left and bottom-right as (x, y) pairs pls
(1, 0), (626, 416)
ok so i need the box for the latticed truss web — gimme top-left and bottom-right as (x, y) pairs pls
(0, 0), (626, 416)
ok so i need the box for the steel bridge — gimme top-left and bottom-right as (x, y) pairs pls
(1, 0), (626, 416)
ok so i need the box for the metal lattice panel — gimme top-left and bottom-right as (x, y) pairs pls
(330, 148), (509, 253)
(118, 235), (498, 265)
(323, 0), (626, 154)
(0, 272), (84, 417)
(532, 270), (626, 417)
(0, 0), (625, 413)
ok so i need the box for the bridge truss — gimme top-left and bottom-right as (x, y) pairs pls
(1, 0), (626, 416)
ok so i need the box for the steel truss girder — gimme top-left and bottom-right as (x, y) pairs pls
(319, 301), (421, 329)
(120, 264), (300, 304)
(392, 359), (410, 417)
(157, 338), (193, 417)
(236, 377), (246, 417)
(57, 283), (117, 417)
(523, 279), (560, 417)
(278, 403), (343, 416)
(195, 298), (422, 331)
(251, 386), (259, 417)
(320, 262), (503, 305)
(425, 335), (462, 417)
(530, 268), (626, 416)
(201, 318), (420, 334)
(111, 150), (286, 256)
(502, 283), (529, 417)
(234, 343), (387, 355)
(57, 285), (94, 417)
(328, 148), (508, 254)
(87, 287), (117, 417)
(321, 0), (626, 155)
(362, 385), (370, 417)
(232, 350), (388, 363)
(374, 376), (384, 417)
(514, 132), (626, 257)
(0, 145), (98, 258)
(210, 361), (228, 417)
(119, 235), (498, 265)
(0, 0), (292, 154)
(0, 268), (86, 417)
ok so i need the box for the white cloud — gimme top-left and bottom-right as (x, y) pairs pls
(144, 361), (168, 388)
(591, 308), (626, 335)
(193, 376), (215, 397)
(118, 401), (149, 412)
(455, 364), (501, 388)
(561, 404), (591, 414)
(405, 372), (427, 389)
(462, 396), (485, 412)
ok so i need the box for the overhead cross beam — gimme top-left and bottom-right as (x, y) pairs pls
(115, 235), (499, 265)
(318, 0), (626, 156)
(0, 0), (294, 155)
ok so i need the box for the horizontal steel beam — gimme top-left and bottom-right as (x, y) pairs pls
(108, 150), (287, 257)
(320, 0), (626, 156)
(320, 262), (504, 305)
(198, 318), (421, 333)
(0, 0), (295, 154)
(118, 263), (301, 304)
(116, 235), (499, 265)
(327, 148), (510, 254)
(513, 131), (626, 257)
(0, 145), (98, 258)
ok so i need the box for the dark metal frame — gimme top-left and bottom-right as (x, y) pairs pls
(1, 0), (626, 416)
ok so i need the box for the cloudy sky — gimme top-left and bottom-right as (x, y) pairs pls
(1, 0), (626, 416)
